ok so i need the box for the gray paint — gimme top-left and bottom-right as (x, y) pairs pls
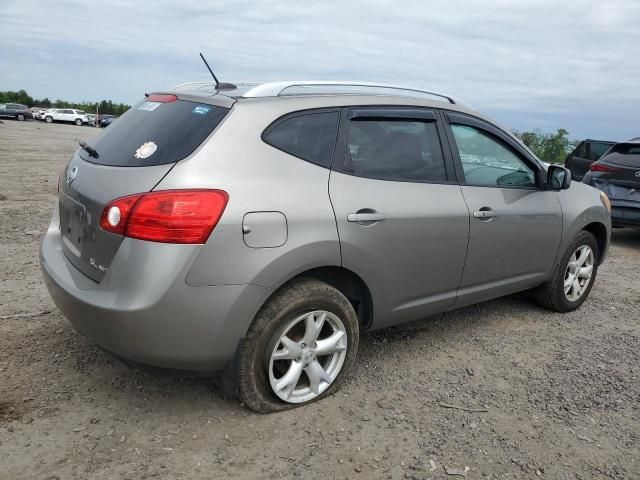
(40, 87), (612, 372)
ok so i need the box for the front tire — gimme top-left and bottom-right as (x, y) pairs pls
(238, 278), (359, 413)
(75, 118), (82, 126)
(45, 116), (53, 123)
(535, 231), (599, 312)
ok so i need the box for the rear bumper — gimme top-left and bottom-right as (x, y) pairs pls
(611, 204), (640, 227)
(40, 208), (272, 372)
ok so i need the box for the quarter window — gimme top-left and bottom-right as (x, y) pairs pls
(451, 124), (536, 187)
(263, 111), (339, 168)
(589, 142), (612, 161)
(344, 118), (446, 182)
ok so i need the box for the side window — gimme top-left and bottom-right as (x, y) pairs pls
(451, 124), (536, 188)
(344, 118), (446, 182)
(574, 141), (588, 158)
(589, 142), (611, 161)
(263, 111), (339, 168)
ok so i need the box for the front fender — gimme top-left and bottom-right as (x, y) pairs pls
(557, 182), (611, 264)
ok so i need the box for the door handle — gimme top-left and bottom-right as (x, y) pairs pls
(347, 211), (387, 224)
(473, 208), (499, 219)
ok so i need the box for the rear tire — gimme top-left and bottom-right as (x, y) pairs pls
(535, 231), (599, 312)
(238, 278), (359, 413)
(45, 116), (53, 123)
(75, 118), (82, 126)
(17, 114), (25, 121)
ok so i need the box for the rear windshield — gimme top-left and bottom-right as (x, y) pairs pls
(603, 143), (640, 167)
(80, 98), (229, 166)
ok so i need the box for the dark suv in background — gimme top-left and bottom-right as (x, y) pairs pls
(565, 139), (615, 181)
(0, 103), (32, 121)
(583, 141), (640, 228)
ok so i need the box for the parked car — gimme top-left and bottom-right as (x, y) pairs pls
(44, 109), (89, 126)
(565, 139), (616, 181)
(86, 114), (97, 126)
(40, 81), (611, 412)
(583, 141), (640, 228)
(0, 103), (32, 121)
(37, 108), (56, 120)
(99, 114), (117, 127)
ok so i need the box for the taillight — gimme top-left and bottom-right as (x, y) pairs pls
(589, 163), (620, 173)
(100, 193), (143, 235)
(100, 190), (228, 244)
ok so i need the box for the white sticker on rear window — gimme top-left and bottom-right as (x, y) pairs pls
(192, 105), (211, 115)
(134, 141), (158, 159)
(138, 102), (161, 112)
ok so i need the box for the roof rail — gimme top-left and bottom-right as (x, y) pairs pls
(241, 81), (457, 104)
(173, 81), (459, 104)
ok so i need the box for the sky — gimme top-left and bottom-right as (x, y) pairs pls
(1, 0), (639, 140)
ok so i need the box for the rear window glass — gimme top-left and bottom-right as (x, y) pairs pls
(603, 143), (640, 167)
(80, 98), (229, 166)
(263, 111), (339, 168)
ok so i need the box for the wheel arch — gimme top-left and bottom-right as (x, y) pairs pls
(264, 266), (374, 332)
(582, 221), (608, 264)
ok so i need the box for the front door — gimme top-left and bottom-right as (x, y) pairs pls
(443, 113), (563, 306)
(329, 107), (469, 328)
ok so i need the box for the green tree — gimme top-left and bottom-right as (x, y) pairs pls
(513, 128), (574, 164)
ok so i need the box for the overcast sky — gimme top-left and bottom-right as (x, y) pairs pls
(1, 0), (638, 139)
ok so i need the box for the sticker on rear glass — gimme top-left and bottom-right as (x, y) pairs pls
(135, 141), (158, 159)
(138, 101), (161, 112)
(192, 105), (211, 115)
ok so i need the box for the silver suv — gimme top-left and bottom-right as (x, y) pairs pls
(40, 81), (611, 412)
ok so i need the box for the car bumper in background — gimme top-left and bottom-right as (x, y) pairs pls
(611, 204), (640, 227)
(39, 208), (272, 372)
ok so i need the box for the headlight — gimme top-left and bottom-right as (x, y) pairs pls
(599, 191), (611, 213)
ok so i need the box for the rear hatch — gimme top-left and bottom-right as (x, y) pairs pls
(591, 143), (640, 203)
(58, 94), (230, 282)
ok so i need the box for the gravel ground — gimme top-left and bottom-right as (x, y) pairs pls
(0, 120), (639, 480)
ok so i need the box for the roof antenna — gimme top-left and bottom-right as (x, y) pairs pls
(199, 52), (236, 91)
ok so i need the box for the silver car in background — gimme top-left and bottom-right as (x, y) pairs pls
(40, 81), (611, 412)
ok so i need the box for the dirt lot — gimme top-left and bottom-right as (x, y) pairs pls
(0, 120), (639, 480)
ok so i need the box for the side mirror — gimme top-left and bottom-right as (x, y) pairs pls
(547, 165), (572, 190)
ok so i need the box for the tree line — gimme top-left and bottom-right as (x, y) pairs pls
(513, 128), (576, 164)
(0, 89), (131, 116)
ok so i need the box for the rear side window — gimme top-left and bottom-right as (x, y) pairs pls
(344, 118), (446, 182)
(263, 111), (339, 168)
(589, 142), (613, 161)
(80, 98), (229, 166)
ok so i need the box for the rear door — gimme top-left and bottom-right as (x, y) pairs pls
(329, 107), (469, 328)
(59, 94), (231, 281)
(565, 141), (591, 180)
(443, 112), (562, 306)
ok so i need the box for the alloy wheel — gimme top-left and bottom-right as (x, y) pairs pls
(268, 310), (348, 404)
(564, 245), (594, 301)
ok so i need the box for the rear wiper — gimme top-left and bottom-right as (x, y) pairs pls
(78, 141), (99, 159)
